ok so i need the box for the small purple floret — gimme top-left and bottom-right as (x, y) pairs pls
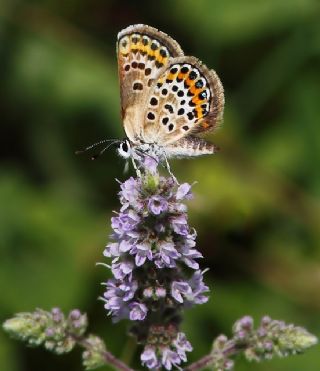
(176, 183), (193, 200)
(129, 302), (148, 321)
(148, 195), (168, 215)
(171, 281), (192, 303)
(141, 347), (159, 369)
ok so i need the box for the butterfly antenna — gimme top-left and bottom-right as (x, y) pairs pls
(75, 139), (120, 155)
(91, 140), (120, 160)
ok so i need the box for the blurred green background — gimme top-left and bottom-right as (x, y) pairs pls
(1, 0), (320, 370)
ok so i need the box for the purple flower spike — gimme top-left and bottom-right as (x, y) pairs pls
(101, 158), (208, 368)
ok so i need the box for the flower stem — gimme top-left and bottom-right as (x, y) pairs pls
(121, 337), (137, 366)
(184, 344), (239, 371)
(183, 354), (214, 371)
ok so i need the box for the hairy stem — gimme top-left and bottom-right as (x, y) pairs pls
(184, 354), (214, 371)
(184, 344), (239, 371)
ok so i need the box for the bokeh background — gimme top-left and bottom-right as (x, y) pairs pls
(1, 0), (320, 370)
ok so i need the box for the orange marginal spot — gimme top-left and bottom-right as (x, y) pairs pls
(129, 43), (136, 52)
(129, 37), (138, 52)
(147, 45), (155, 58)
(141, 40), (149, 53)
(192, 88), (207, 104)
(201, 122), (210, 129)
(191, 96), (200, 105)
(160, 56), (168, 65)
(195, 107), (203, 119)
(154, 49), (161, 61)
(189, 85), (199, 95)
(144, 44), (150, 55)
(184, 79), (190, 88)
(186, 78), (196, 87)
(137, 41), (143, 52)
(167, 72), (177, 80)
(122, 41), (129, 54)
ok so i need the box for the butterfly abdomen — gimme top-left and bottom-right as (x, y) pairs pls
(166, 136), (217, 158)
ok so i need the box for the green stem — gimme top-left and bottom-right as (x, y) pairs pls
(184, 343), (239, 371)
(121, 337), (137, 366)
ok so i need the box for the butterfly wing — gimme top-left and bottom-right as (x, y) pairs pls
(141, 56), (224, 153)
(117, 24), (184, 143)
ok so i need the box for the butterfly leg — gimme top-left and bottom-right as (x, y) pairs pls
(123, 161), (130, 174)
(163, 151), (179, 185)
(131, 157), (142, 178)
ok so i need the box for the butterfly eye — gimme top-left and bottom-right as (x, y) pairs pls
(122, 141), (128, 152)
(118, 140), (131, 159)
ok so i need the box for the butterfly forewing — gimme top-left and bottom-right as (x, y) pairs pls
(142, 56), (224, 146)
(117, 24), (184, 142)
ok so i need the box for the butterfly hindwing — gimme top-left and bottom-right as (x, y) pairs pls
(117, 24), (184, 142)
(142, 56), (224, 146)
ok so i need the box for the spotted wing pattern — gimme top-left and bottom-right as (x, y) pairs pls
(117, 24), (183, 142)
(142, 56), (224, 146)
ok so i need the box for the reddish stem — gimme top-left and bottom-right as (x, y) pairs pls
(184, 344), (239, 371)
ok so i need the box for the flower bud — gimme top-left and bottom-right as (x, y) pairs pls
(82, 335), (106, 370)
(278, 325), (318, 354)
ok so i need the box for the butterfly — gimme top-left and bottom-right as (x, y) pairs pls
(116, 24), (224, 167)
(78, 25), (224, 172)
